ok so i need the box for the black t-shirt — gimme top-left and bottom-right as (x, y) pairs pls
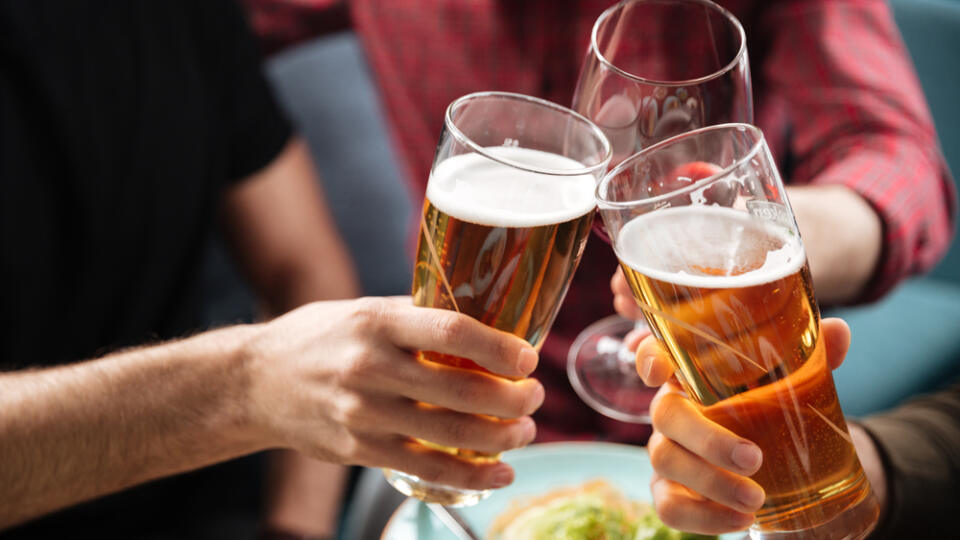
(0, 1), (291, 537)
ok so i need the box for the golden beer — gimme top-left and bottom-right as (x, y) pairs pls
(405, 146), (596, 503)
(617, 206), (879, 534)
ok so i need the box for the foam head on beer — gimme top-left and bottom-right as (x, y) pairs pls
(426, 146), (597, 228)
(408, 144), (599, 486)
(616, 205), (805, 290)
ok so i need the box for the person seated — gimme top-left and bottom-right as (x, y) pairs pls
(0, 1), (542, 537)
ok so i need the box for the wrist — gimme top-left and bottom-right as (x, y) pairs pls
(786, 185), (882, 303)
(196, 323), (272, 455)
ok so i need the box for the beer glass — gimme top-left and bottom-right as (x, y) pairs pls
(568, 0), (753, 423)
(383, 92), (612, 506)
(597, 123), (879, 539)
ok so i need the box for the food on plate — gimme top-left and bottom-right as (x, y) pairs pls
(487, 479), (717, 540)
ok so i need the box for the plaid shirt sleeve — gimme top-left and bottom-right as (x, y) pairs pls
(244, 0), (955, 304)
(757, 0), (956, 303)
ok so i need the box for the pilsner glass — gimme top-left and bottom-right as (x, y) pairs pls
(568, 0), (753, 423)
(597, 124), (879, 539)
(383, 92), (612, 506)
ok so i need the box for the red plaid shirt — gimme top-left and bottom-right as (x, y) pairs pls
(245, 0), (956, 443)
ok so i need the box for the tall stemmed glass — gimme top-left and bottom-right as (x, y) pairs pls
(384, 92), (611, 506)
(567, 0), (753, 422)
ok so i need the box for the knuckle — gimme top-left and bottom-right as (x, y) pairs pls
(444, 417), (471, 445)
(505, 421), (531, 450)
(648, 431), (665, 452)
(349, 297), (388, 333)
(416, 463), (445, 484)
(350, 433), (384, 464)
(650, 396), (674, 431)
(490, 337), (513, 369)
(512, 390), (534, 418)
(452, 378), (481, 408)
(345, 343), (378, 379)
(338, 432), (362, 461)
(703, 469), (731, 501)
(701, 430), (730, 462)
(649, 439), (674, 472)
(655, 497), (684, 529)
(339, 393), (372, 428)
(465, 465), (493, 490)
(510, 381), (543, 418)
(433, 313), (468, 344)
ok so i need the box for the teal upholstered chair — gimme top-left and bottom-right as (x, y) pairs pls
(832, 0), (960, 416)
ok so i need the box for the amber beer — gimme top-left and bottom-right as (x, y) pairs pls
(410, 146), (595, 469)
(618, 206), (879, 534)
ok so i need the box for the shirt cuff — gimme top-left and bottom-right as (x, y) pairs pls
(859, 407), (957, 538)
(804, 146), (955, 304)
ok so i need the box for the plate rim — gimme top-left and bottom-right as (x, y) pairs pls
(380, 441), (650, 540)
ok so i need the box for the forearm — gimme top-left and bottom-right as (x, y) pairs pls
(787, 184), (882, 304)
(764, 1), (955, 303)
(224, 138), (361, 316)
(0, 326), (262, 529)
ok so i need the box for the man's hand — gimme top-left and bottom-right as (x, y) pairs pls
(0, 297), (542, 529)
(631, 318), (887, 535)
(244, 297), (543, 491)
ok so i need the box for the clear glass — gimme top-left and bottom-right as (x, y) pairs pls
(384, 91), (612, 506)
(569, 0), (754, 423)
(598, 123), (879, 539)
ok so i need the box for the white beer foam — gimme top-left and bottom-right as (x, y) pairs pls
(426, 147), (597, 228)
(617, 205), (805, 289)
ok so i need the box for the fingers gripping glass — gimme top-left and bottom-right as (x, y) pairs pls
(383, 92), (611, 506)
(597, 123), (880, 540)
(568, 0), (753, 424)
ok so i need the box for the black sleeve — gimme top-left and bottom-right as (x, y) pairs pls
(859, 381), (960, 538)
(218, 0), (293, 182)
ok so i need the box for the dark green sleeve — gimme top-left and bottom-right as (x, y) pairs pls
(859, 381), (960, 538)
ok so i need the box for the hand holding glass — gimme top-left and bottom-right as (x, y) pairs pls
(596, 124), (879, 539)
(383, 92), (612, 506)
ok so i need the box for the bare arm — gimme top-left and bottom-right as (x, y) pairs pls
(762, 1), (954, 304)
(222, 137), (360, 310)
(221, 138), (360, 537)
(786, 184), (883, 304)
(0, 299), (543, 531)
(0, 326), (260, 529)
